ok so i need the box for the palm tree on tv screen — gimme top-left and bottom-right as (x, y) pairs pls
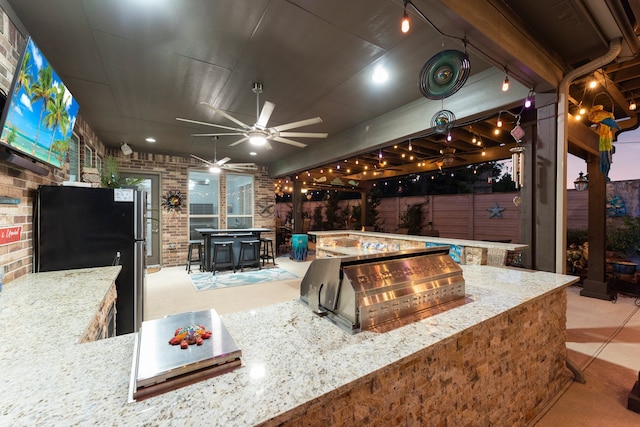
(43, 85), (71, 162)
(29, 64), (54, 155)
(6, 51), (33, 130)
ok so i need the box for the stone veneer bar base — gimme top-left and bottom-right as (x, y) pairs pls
(258, 288), (570, 426)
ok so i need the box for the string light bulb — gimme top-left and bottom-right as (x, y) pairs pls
(401, 11), (410, 33)
(630, 100), (637, 111)
(408, 140), (412, 151)
(401, 1), (410, 33)
(524, 90), (534, 108)
(502, 68), (510, 92)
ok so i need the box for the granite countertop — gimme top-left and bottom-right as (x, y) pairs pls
(0, 266), (121, 353)
(0, 265), (577, 426)
(309, 230), (528, 251)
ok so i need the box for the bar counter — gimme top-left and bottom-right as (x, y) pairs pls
(309, 230), (528, 266)
(196, 228), (271, 271)
(0, 264), (578, 426)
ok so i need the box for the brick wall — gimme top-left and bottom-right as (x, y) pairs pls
(112, 149), (274, 267)
(260, 288), (570, 426)
(0, 9), (108, 283)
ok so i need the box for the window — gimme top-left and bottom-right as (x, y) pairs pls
(96, 154), (102, 173)
(84, 145), (93, 167)
(188, 170), (220, 240)
(226, 173), (253, 229)
(68, 133), (80, 181)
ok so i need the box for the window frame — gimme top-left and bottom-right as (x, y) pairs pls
(225, 172), (254, 229)
(188, 169), (221, 239)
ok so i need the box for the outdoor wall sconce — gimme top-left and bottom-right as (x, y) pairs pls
(574, 172), (589, 191)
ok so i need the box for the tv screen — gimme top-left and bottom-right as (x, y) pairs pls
(0, 36), (79, 169)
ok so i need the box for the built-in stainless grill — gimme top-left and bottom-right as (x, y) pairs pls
(300, 246), (466, 333)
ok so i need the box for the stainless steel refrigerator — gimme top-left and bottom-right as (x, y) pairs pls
(34, 185), (146, 335)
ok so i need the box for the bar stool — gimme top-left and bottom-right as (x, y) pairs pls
(212, 241), (235, 274)
(238, 240), (261, 272)
(260, 237), (276, 266)
(186, 239), (204, 273)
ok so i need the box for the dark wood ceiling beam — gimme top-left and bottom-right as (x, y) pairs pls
(341, 143), (515, 181)
(441, 0), (564, 87)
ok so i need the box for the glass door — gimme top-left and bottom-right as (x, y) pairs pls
(121, 172), (161, 267)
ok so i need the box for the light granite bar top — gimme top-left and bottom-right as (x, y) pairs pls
(0, 266), (121, 353)
(0, 265), (577, 426)
(309, 230), (528, 251)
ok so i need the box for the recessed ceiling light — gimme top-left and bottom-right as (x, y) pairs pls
(249, 152), (257, 156)
(145, 137), (156, 143)
(372, 65), (389, 83)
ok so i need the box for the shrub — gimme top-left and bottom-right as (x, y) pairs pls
(607, 217), (640, 258)
(567, 228), (589, 246)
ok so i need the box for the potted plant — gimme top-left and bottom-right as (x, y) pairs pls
(100, 156), (144, 189)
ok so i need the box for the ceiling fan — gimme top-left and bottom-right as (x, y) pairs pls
(176, 82), (328, 150)
(430, 147), (465, 168)
(190, 138), (257, 173)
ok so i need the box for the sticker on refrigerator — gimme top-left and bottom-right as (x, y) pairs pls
(114, 188), (135, 202)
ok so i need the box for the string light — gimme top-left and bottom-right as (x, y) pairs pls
(502, 68), (510, 92)
(401, 13), (410, 33)
(401, 0), (410, 33)
(630, 100), (637, 111)
(524, 89), (534, 108)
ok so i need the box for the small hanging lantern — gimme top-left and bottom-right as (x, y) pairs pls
(574, 172), (588, 192)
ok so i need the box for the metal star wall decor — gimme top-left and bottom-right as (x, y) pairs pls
(487, 202), (506, 219)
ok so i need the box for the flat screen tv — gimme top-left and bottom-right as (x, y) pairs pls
(0, 36), (79, 169)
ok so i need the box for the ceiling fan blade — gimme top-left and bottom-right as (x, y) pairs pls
(228, 137), (249, 147)
(190, 154), (213, 165)
(199, 102), (251, 129)
(226, 163), (257, 168)
(216, 157), (231, 166)
(256, 101), (275, 128)
(272, 117), (323, 132)
(279, 131), (328, 138)
(191, 132), (244, 137)
(272, 136), (308, 148)
(176, 117), (243, 132)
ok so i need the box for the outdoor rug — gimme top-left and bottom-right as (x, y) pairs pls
(188, 266), (299, 291)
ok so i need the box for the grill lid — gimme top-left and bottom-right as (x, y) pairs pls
(300, 247), (467, 333)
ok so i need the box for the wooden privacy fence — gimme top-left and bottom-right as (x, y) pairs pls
(274, 179), (639, 244)
(279, 192), (522, 243)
